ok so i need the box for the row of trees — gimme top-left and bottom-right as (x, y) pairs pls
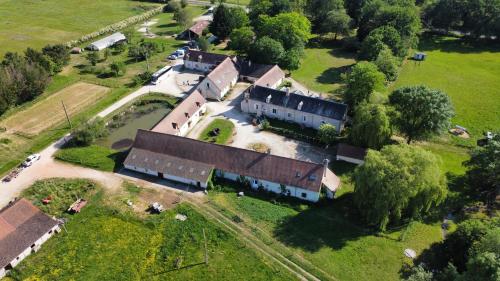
(0, 44), (70, 116)
(423, 0), (500, 39)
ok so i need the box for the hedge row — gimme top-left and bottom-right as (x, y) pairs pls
(64, 6), (165, 48)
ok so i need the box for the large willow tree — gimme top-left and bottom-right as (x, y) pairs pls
(353, 144), (447, 230)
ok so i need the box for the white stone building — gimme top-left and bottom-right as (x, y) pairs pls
(0, 199), (60, 279)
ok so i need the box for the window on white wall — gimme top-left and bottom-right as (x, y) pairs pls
(272, 108), (277, 114)
(287, 112), (292, 118)
(303, 116), (307, 122)
(255, 104), (259, 110)
(301, 192), (307, 198)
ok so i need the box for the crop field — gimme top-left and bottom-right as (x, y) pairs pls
(1, 82), (109, 135)
(391, 35), (500, 145)
(0, 0), (159, 56)
(10, 179), (294, 281)
(209, 182), (443, 281)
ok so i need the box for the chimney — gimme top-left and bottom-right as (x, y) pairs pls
(248, 60), (251, 67)
(244, 91), (250, 101)
(286, 87), (290, 97)
(297, 101), (304, 111)
(198, 55), (202, 62)
(323, 159), (330, 177)
(266, 95), (271, 103)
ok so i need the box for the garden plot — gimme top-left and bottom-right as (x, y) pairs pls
(0, 82), (109, 136)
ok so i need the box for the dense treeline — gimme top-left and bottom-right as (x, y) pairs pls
(0, 44), (70, 116)
(423, 0), (500, 39)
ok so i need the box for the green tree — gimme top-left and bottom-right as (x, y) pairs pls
(344, 61), (385, 109)
(321, 9), (352, 40)
(359, 25), (404, 60)
(305, 0), (344, 30)
(389, 85), (454, 144)
(197, 37), (211, 52)
(464, 134), (500, 197)
(72, 118), (108, 146)
(85, 52), (100, 66)
(164, 1), (181, 12)
(317, 123), (337, 145)
(405, 265), (434, 281)
(103, 48), (112, 62)
(109, 61), (126, 77)
(350, 103), (391, 149)
(256, 12), (311, 50)
(249, 36), (284, 64)
(353, 144), (447, 230)
(280, 47), (302, 70)
(210, 5), (249, 39)
(41, 44), (70, 73)
(174, 8), (192, 31)
(229, 26), (255, 54)
(374, 46), (399, 81)
(24, 48), (55, 75)
(249, 0), (292, 22)
(464, 252), (500, 281)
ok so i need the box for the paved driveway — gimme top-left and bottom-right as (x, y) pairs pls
(186, 83), (330, 163)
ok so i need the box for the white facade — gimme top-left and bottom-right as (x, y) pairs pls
(216, 170), (320, 202)
(1, 225), (60, 279)
(241, 99), (344, 132)
(336, 155), (364, 165)
(198, 75), (238, 100)
(177, 104), (206, 136)
(124, 165), (209, 188)
(184, 60), (213, 72)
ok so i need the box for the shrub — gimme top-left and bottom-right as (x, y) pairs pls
(72, 117), (108, 146)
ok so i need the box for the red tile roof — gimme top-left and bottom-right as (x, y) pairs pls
(152, 90), (206, 135)
(206, 57), (239, 92)
(254, 65), (285, 88)
(189, 20), (210, 36)
(0, 199), (58, 268)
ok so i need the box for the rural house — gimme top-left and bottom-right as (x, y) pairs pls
(180, 20), (210, 40)
(0, 199), (60, 279)
(124, 130), (340, 202)
(151, 90), (207, 136)
(241, 85), (348, 132)
(183, 50), (228, 73)
(197, 57), (240, 100)
(87, 32), (126, 51)
(336, 143), (367, 165)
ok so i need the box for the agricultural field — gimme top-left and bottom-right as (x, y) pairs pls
(0, 0), (159, 56)
(391, 35), (500, 146)
(198, 118), (235, 144)
(291, 42), (356, 98)
(209, 181), (443, 281)
(10, 179), (294, 281)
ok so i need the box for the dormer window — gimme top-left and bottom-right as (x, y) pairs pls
(266, 95), (271, 103)
(195, 102), (200, 107)
(297, 101), (304, 111)
(309, 174), (317, 181)
(185, 112), (189, 118)
(172, 122), (178, 129)
(295, 171), (301, 178)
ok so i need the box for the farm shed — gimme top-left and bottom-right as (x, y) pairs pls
(87, 32), (126, 51)
(0, 199), (60, 279)
(336, 143), (367, 165)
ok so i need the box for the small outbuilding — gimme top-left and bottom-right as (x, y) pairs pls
(71, 47), (83, 54)
(336, 143), (367, 165)
(180, 20), (210, 40)
(87, 32), (127, 51)
(413, 52), (426, 61)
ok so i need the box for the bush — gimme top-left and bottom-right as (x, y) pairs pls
(164, 1), (181, 13)
(72, 117), (108, 146)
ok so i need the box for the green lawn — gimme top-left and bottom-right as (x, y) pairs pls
(209, 182), (443, 281)
(199, 119), (235, 144)
(54, 145), (125, 172)
(0, 0), (159, 56)
(11, 180), (294, 281)
(291, 43), (356, 98)
(391, 35), (500, 146)
(150, 6), (206, 37)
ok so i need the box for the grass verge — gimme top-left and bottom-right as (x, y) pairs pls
(54, 145), (125, 172)
(199, 118), (235, 144)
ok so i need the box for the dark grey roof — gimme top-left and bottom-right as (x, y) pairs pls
(125, 148), (214, 182)
(124, 130), (326, 192)
(248, 86), (348, 120)
(0, 199), (58, 268)
(336, 143), (367, 160)
(184, 50), (228, 66)
(236, 60), (275, 79)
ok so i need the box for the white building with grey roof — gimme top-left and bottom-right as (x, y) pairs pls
(241, 85), (348, 132)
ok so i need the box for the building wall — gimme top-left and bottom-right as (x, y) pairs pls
(184, 60), (213, 72)
(335, 155), (364, 165)
(241, 99), (344, 132)
(198, 76), (237, 100)
(178, 104), (206, 136)
(124, 165), (208, 188)
(216, 170), (320, 202)
(2, 224), (60, 278)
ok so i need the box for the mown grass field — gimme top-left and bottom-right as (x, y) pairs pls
(150, 6), (206, 37)
(391, 35), (500, 146)
(209, 183), (443, 281)
(291, 43), (356, 97)
(199, 118), (235, 144)
(11, 179), (294, 281)
(0, 0), (159, 56)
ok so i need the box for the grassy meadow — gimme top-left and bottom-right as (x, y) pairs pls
(391, 35), (500, 145)
(209, 182), (443, 281)
(11, 179), (294, 281)
(199, 119), (235, 144)
(0, 0), (159, 56)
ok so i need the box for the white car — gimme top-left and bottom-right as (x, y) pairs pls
(23, 154), (41, 167)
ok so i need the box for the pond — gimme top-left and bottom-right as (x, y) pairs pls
(97, 106), (171, 150)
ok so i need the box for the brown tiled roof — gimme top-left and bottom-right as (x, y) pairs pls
(125, 130), (326, 192)
(336, 143), (367, 160)
(254, 65), (285, 88)
(189, 20), (210, 36)
(125, 148), (214, 182)
(152, 90), (206, 135)
(184, 50), (228, 66)
(0, 199), (58, 268)
(206, 57), (239, 92)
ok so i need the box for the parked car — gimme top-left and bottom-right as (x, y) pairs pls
(181, 46), (190, 52)
(22, 154), (41, 167)
(168, 54), (178, 60)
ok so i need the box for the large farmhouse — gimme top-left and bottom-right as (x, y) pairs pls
(124, 130), (340, 202)
(0, 199), (60, 279)
(241, 85), (348, 132)
(87, 32), (126, 51)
